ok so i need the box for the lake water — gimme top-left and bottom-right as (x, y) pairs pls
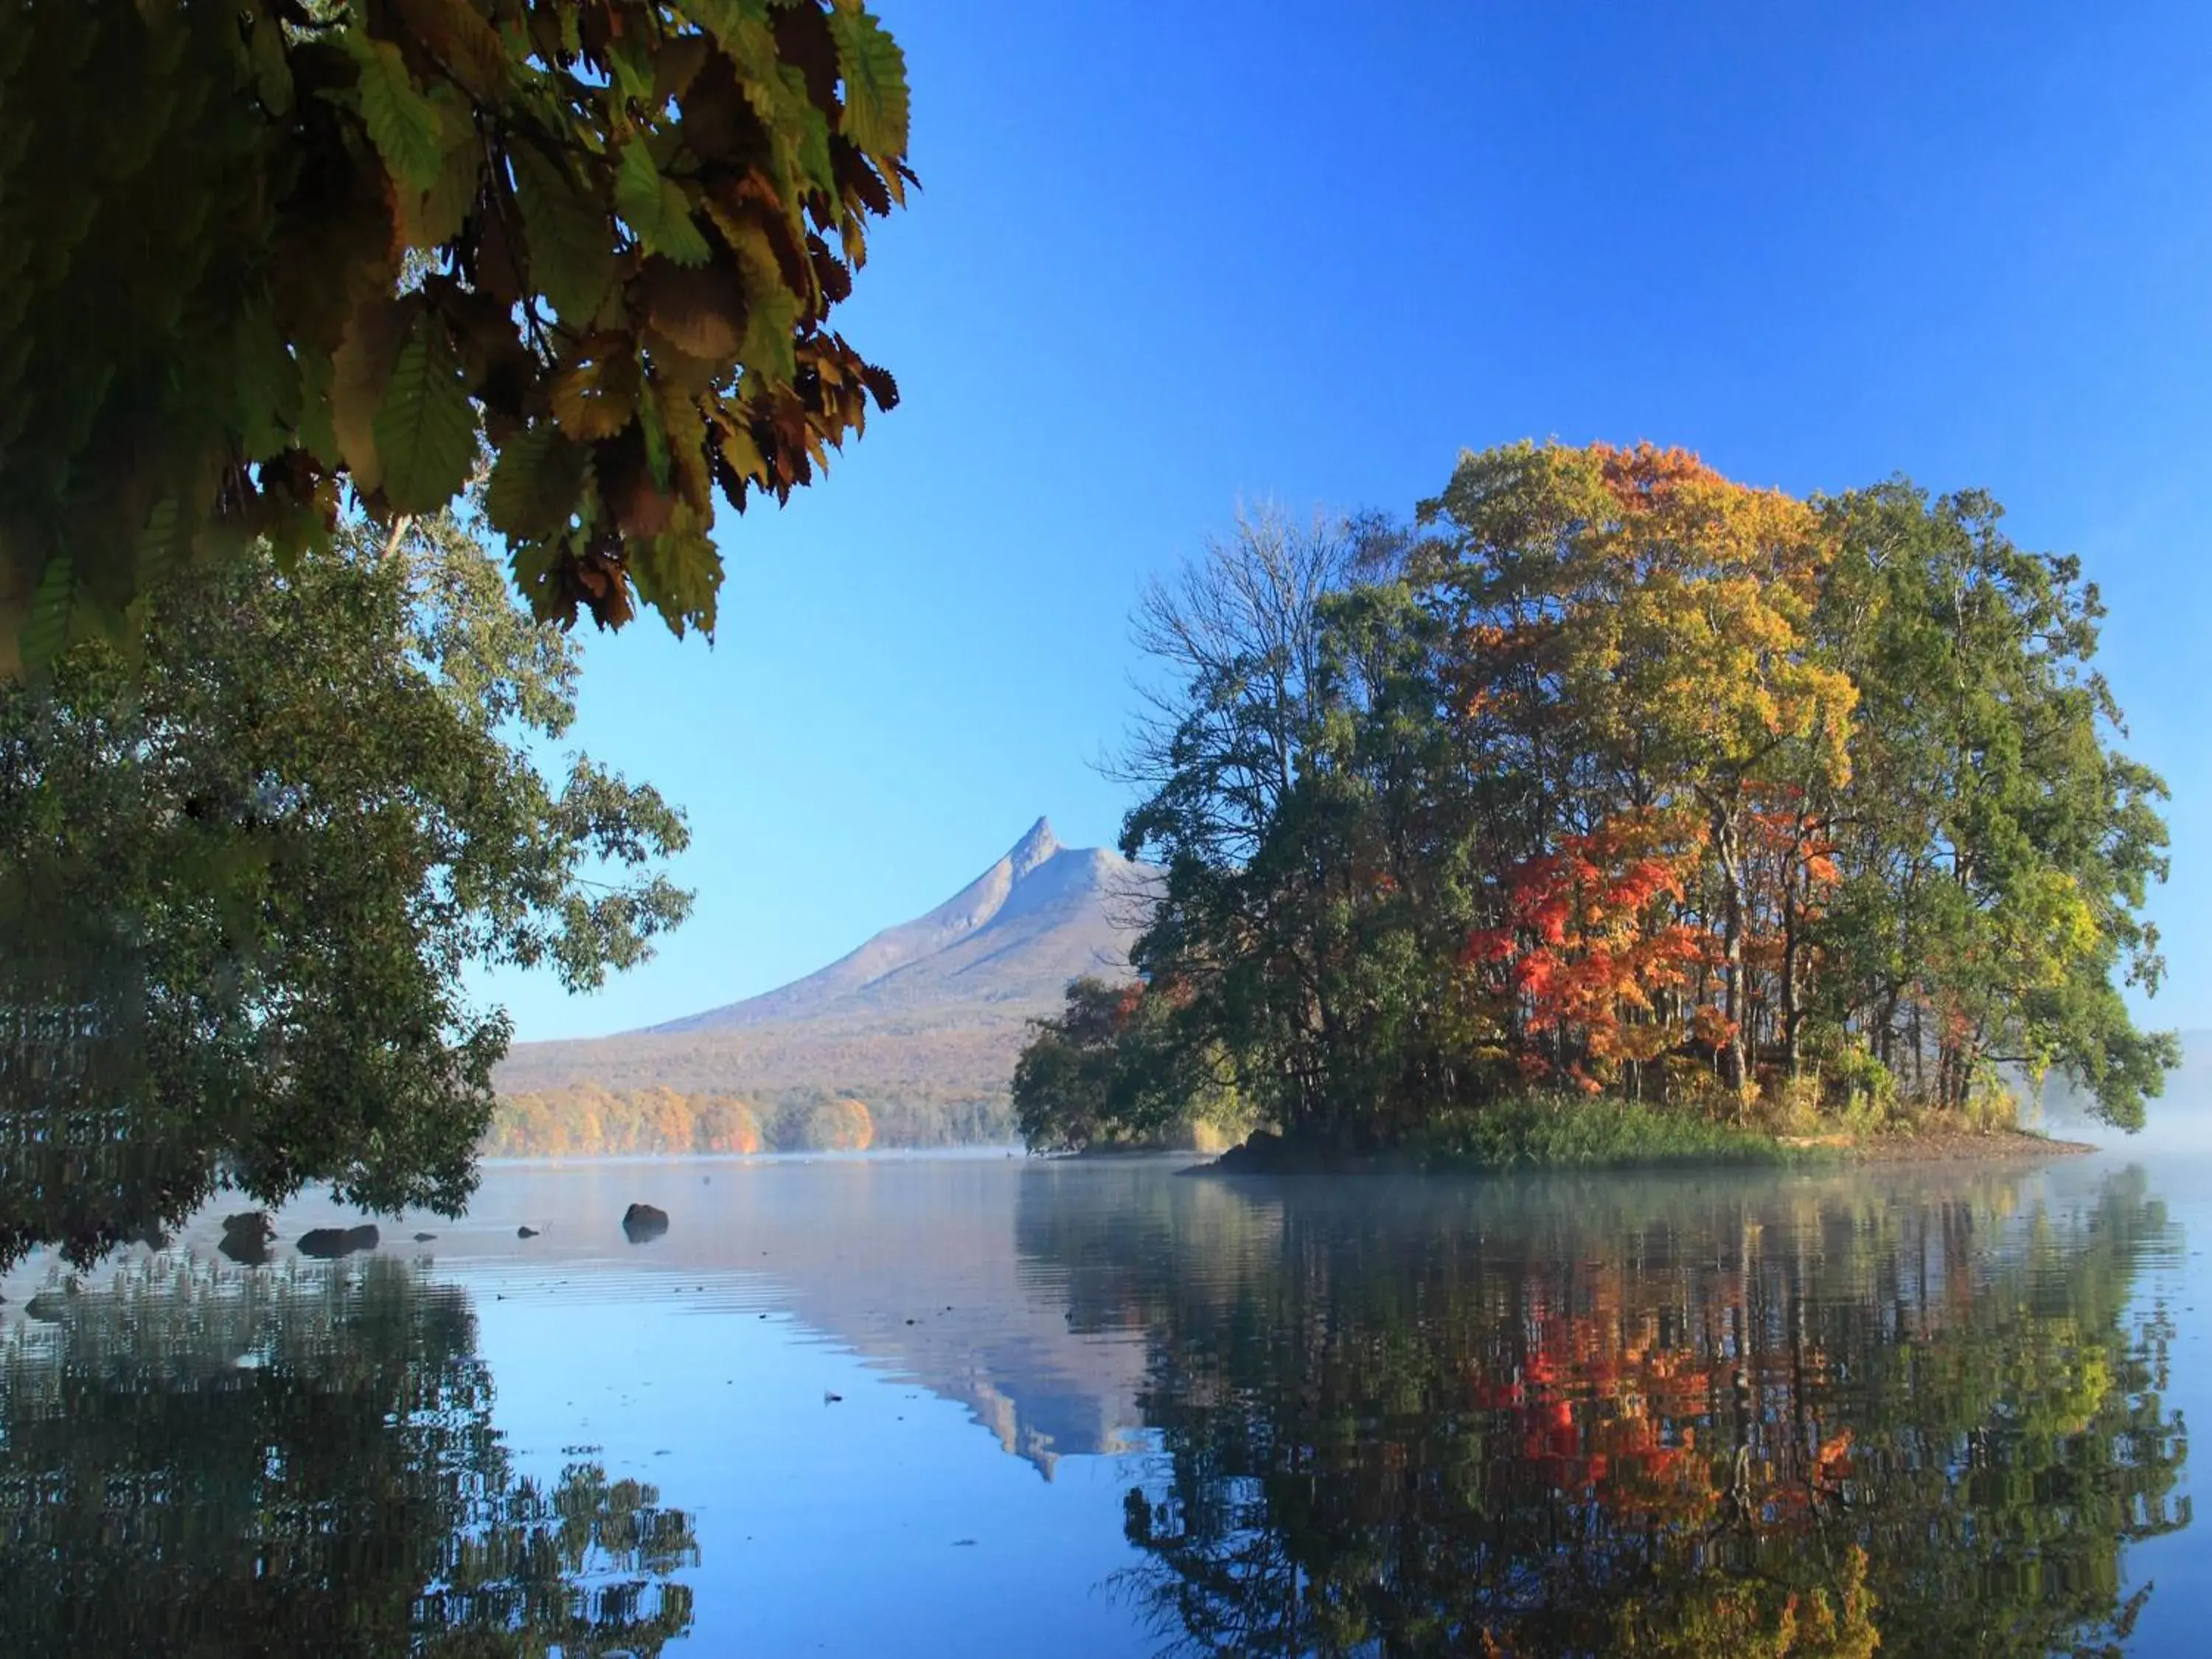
(2, 1150), (2207, 1656)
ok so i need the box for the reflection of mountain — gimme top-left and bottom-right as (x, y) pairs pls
(1016, 1163), (2188, 1658)
(495, 818), (1160, 1122)
(240, 1158), (1166, 1480)
(0, 1256), (698, 1654)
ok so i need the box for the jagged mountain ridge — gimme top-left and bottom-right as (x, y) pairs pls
(493, 818), (1158, 1117)
(650, 817), (1143, 1032)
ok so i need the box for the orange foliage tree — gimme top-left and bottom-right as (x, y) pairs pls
(1423, 442), (1857, 1098)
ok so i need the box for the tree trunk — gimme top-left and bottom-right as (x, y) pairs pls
(1713, 810), (1750, 1094)
(1779, 852), (1802, 1077)
(1909, 1001), (1924, 1101)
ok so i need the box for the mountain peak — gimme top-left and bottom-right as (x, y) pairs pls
(629, 815), (1155, 1039)
(1007, 815), (1059, 880)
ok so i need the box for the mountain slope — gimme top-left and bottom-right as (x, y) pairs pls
(494, 818), (1158, 1124)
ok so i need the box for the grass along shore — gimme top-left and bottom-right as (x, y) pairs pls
(1204, 1091), (2089, 1175)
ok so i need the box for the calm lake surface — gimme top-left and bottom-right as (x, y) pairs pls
(3, 1150), (2208, 1655)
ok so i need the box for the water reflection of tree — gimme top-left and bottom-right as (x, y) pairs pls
(0, 1256), (697, 1655)
(1020, 1168), (2186, 1657)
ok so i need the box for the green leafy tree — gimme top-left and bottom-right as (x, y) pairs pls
(0, 507), (689, 1265)
(0, 0), (911, 675)
(1806, 482), (2174, 1125)
(1106, 509), (1464, 1150)
(1013, 975), (1248, 1152)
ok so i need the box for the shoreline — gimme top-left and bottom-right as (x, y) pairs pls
(1194, 1124), (2096, 1178)
(1827, 1127), (2096, 1162)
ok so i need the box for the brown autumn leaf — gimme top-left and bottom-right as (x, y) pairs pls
(636, 260), (746, 364)
(548, 335), (641, 442)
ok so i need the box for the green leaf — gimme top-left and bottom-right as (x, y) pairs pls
(246, 12), (294, 118)
(233, 293), (299, 463)
(723, 220), (800, 386)
(627, 527), (721, 640)
(638, 376), (672, 492)
(605, 38), (657, 105)
(615, 142), (712, 266)
(792, 99), (836, 199)
(830, 6), (909, 159)
(686, 0), (774, 62)
(373, 312), (477, 513)
(486, 425), (591, 542)
(654, 378), (713, 509)
(510, 143), (615, 323)
(133, 498), (192, 595)
(705, 4), (798, 128)
(20, 554), (76, 673)
(404, 92), (481, 251)
(345, 32), (444, 194)
(741, 282), (800, 388)
(296, 348), (341, 469)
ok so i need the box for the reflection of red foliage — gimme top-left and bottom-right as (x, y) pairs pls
(1443, 1270), (1866, 1534)
(1814, 1429), (1854, 1490)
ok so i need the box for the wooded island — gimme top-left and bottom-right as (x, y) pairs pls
(1016, 442), (2173, 1165)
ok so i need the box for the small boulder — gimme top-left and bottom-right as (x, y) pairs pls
(621, 1203), (669, 1242)
(220, 1212), (276, 1264)
(296, 1223), (380, 1260)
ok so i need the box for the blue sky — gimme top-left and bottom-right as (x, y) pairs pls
(488, 1), (2212, 1043)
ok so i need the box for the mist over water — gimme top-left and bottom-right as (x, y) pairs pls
(2, 1151), (2205, 1655)
(2039, 1034), (2212, 1158)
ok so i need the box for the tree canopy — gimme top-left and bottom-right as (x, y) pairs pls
(0, 0), (911, 676)
(0, 507), (689, 1266)
(1011, 975), (1253, 1153)
(1020, 446), (2174, 1154)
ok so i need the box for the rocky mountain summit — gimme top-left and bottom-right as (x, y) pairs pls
(650, 817), (1150, 1033)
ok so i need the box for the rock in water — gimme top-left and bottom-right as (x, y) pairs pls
(296, 1223), (380, 1259)
(24, 1293), (67, 1323)
(517, 1225), (540, 1239)
(622, 1203), (669, 1242)
(412, 1231), (437, 1242)
(219, 1211), (276, 1266)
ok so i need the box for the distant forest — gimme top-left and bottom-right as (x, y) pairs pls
(483, 1084), (1015, 1158)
